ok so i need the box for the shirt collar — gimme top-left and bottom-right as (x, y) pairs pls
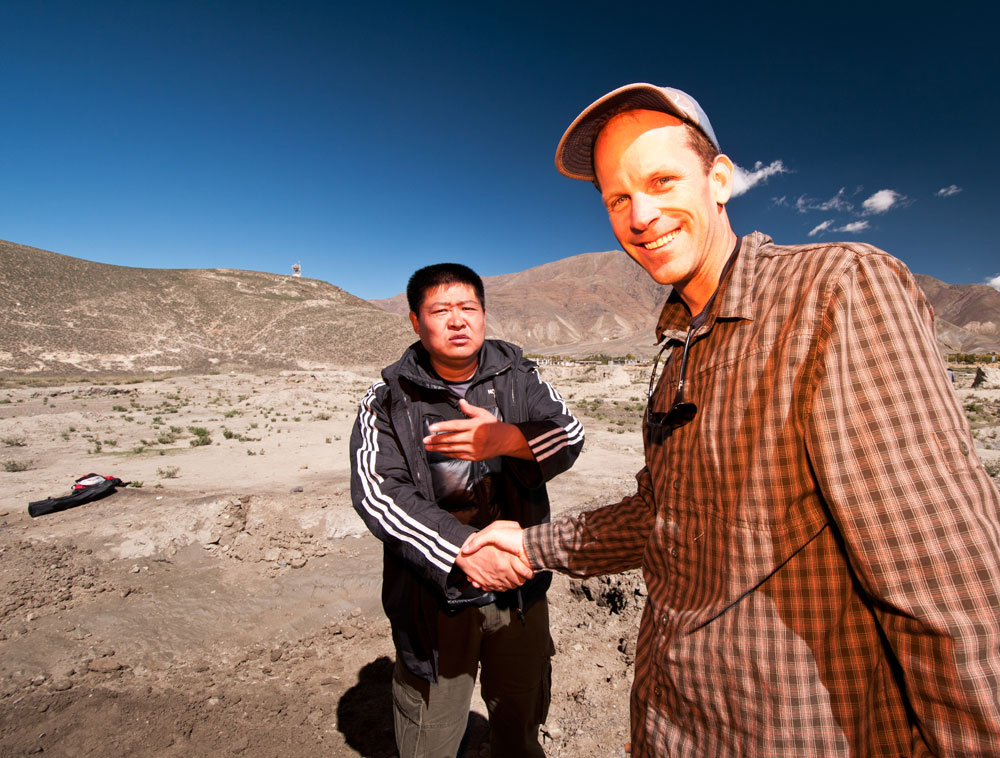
(655, 231), (771, 343)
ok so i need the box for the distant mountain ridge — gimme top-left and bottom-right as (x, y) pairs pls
(372, 251), (672, 357)
(0, 239), (414, 376)
(2, 239), (996, 377)
(374, 252), (1000, 357)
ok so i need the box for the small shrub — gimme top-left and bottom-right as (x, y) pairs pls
(129, 481), (143, 488)
(112, 405), (127, 412)
(2, 436), (27, 447)
(157, 466), (180, 479)
(3, 459), (34, 472)
(188, 426), (212, 447)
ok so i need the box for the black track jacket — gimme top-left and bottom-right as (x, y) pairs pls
(350, 339), (584, 682)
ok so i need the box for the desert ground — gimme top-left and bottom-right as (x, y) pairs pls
(1, 364), (998, 758)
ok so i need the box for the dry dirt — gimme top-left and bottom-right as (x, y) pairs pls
(1, 366), (998, 758)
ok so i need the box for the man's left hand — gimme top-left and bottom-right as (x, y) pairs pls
(423, 399), (532, 460)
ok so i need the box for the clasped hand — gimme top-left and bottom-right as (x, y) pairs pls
(456, 520), (531, 591)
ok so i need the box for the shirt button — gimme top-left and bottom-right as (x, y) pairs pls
(670, 547), (679, 558)
(960, 441), (970, 455)
(654, 686), (662, 697)
(672, 479), (681, 490)
(662, 615), (669, 626)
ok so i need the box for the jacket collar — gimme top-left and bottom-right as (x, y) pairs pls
(385, 339), (521, 391)
(654, 231), (769, 344)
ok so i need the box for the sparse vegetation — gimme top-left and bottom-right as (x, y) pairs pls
(2, 436), (27, 447)
(3, 459), (34, 472)
(157, 466), (180, 479)
(188, 426), (212, 447)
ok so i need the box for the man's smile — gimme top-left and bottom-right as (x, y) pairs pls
(639, 228), (680, 250)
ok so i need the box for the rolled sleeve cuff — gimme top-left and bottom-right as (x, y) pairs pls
(523, 523), (554, 570)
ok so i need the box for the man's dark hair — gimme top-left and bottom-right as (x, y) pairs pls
(406, 263), (486, 314)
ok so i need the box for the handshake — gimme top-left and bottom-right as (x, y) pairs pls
(456, 520), (532, 592)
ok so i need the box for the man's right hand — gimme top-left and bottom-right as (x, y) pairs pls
(463, 520), (528, 557)
(457, 521), (532, 590)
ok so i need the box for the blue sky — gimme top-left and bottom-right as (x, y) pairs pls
(2, 1), (997, 299)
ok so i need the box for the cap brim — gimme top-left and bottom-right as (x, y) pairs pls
(554, 83), (718, 182)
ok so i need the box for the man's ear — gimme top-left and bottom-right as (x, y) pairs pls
(710, 153), (735, 206)
(409, 312), (420, 335)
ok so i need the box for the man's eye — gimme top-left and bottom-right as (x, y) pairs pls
(609, 196), (627, 211)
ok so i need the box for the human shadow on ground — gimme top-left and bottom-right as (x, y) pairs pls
(338, 656), (489, 757)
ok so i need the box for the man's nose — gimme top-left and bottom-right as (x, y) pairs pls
(447, 309), (465, 327)
(630, 193), (660, 233)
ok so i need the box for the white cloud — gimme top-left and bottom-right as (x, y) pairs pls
(796, 188), (853, 214)
(731, 160), (789, 198)
(817, 188), (853, 212)
(808, 220), (834, 237)
(987, 274), (1000, 292)
(837, 221), (870, 233)
(862, 189), (902, 214)
(936, 184), (962, 197)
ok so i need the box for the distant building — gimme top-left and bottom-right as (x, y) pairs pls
(292, 262), (301, 278)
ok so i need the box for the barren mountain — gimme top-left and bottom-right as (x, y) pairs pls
(0, 240), (414, 376)
(373, 251), (672, 357)
(914, 274), (1000, 353)
(374, 253), (1000, 357)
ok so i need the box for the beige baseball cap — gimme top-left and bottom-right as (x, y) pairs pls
(555, 83), (720, 181)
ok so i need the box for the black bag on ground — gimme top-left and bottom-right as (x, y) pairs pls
(28, 473), (128, 518)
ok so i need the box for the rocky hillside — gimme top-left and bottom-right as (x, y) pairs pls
(375, 253), (1000, 357)
(373, 251), (672, 357)
(0, 240), (414, 376)
(914, 274), (1000, 353)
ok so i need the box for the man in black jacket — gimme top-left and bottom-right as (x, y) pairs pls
(350, 263), (584, 757)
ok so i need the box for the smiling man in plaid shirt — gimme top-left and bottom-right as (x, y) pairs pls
(461, 83), (1000, 756)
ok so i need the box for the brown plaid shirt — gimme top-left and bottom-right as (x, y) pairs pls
(525, 232), (1000, 757)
